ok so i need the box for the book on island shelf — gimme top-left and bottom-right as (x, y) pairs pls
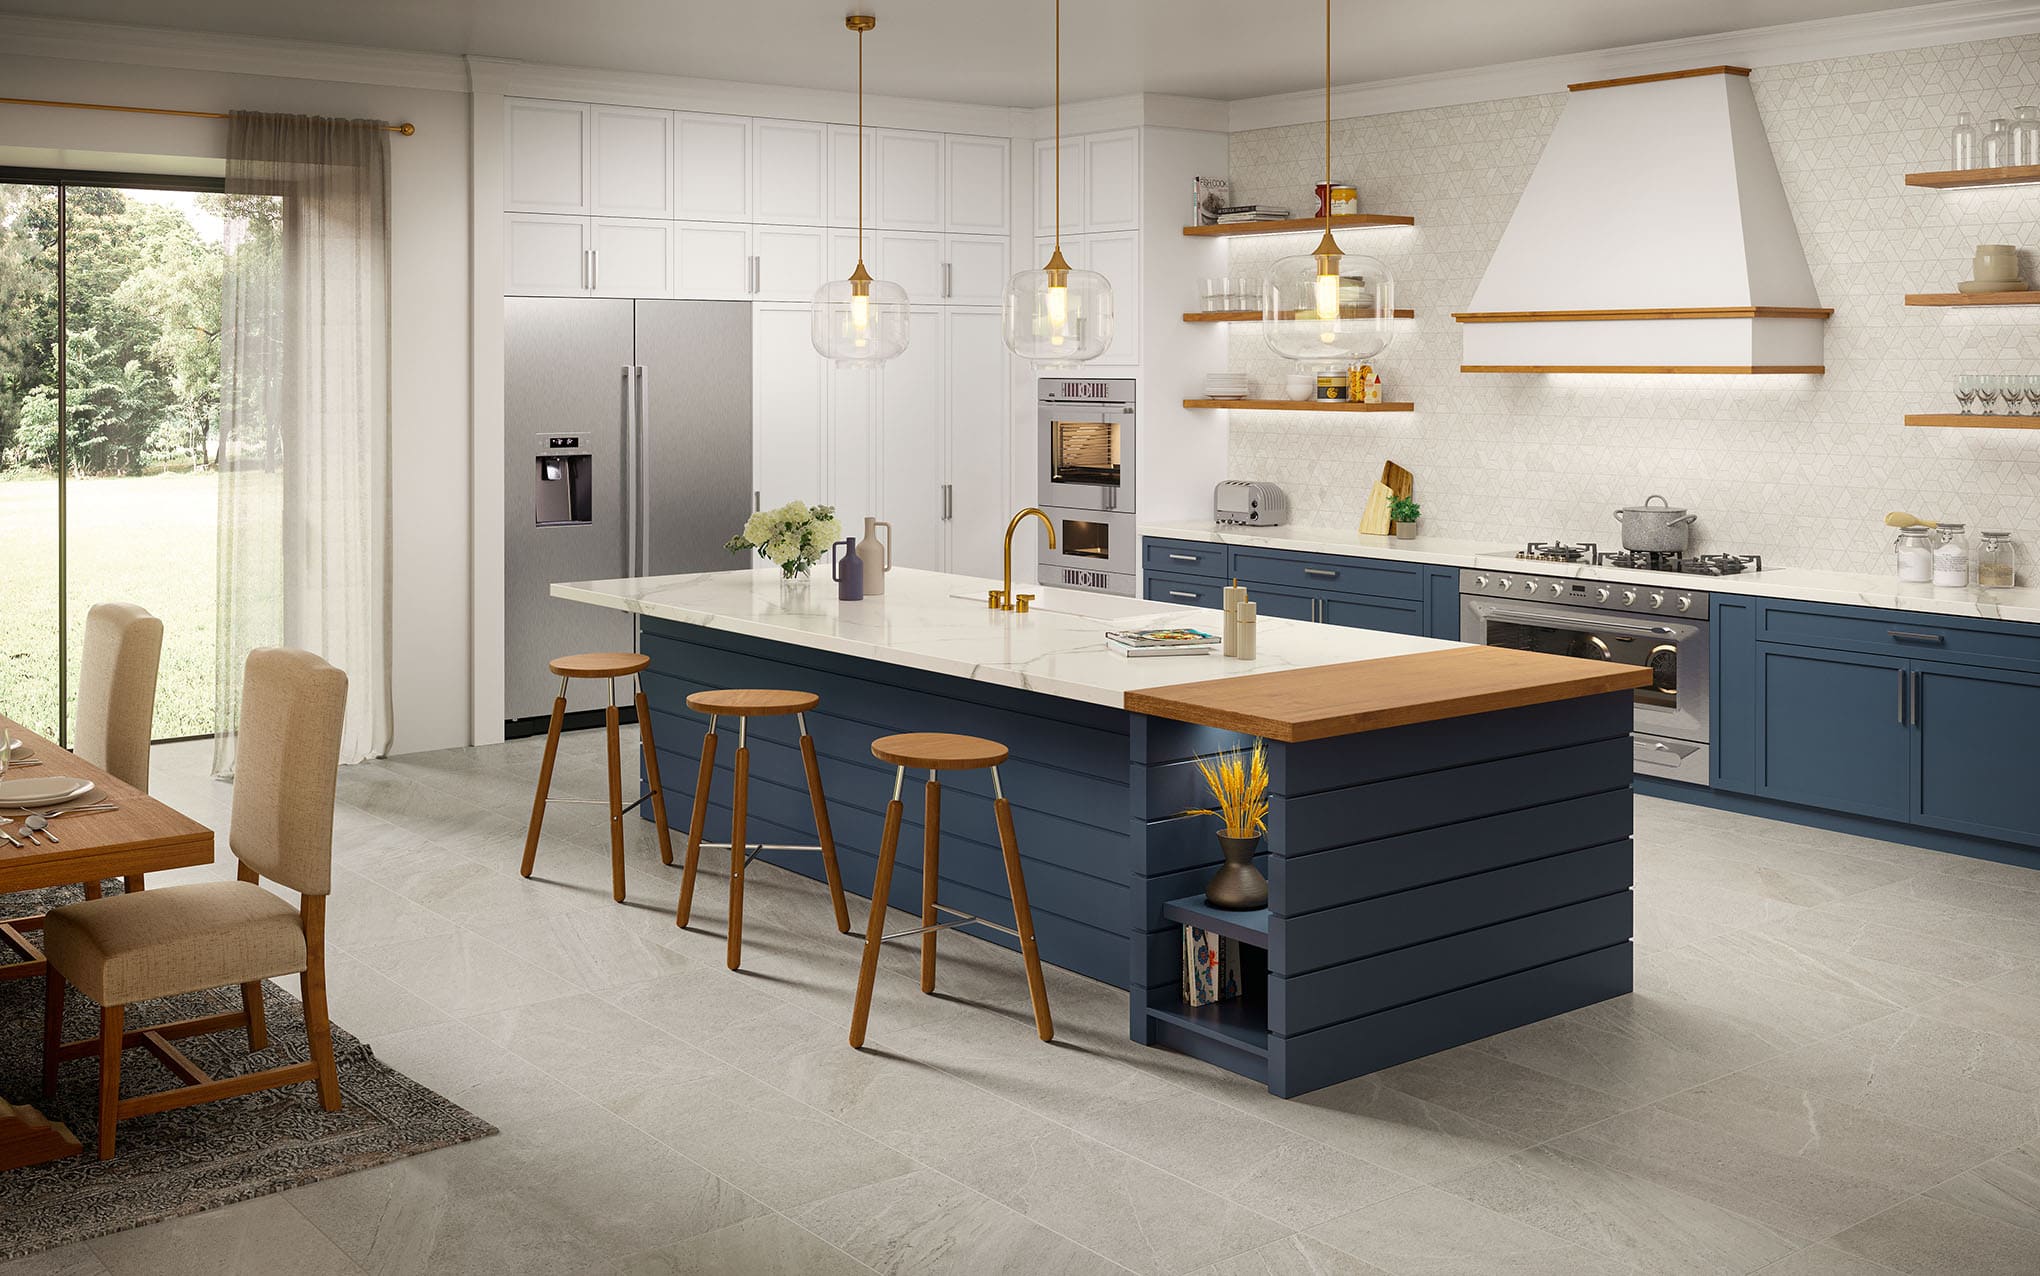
(1182, 925), (1244, 1007)
(1107, 627), (1220, 658)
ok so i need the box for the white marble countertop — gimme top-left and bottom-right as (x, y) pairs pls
(554, 566), (1459, 709)
(1143, 521), (2040, 625)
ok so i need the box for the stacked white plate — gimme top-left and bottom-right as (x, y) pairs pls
(0, 776), (94, 807)
(1203, 373), (1252, 400)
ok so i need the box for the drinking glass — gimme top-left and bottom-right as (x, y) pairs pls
(2021, 373), (2040, 414)
(1956, 374), (1979, 414)
(1952, 112), (1980, 169)
(1984, 118), (2014, 168)
(1977, 376), (2001, 414)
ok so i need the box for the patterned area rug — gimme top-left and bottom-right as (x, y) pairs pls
(0, 883), (496, 1260)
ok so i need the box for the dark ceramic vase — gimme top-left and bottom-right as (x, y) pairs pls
(1205, 832), (1268, 910)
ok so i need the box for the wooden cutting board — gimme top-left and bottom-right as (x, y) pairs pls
(1382, 460), (1413, 503)
(1358, 481), (1395, 535)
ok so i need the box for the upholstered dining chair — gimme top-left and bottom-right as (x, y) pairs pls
(71, 602), (164, 900)
(41, 647), (349, 1159)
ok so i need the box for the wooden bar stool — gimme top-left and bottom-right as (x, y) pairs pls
(677, 689), (851, 970)
(849, 733), (1053, 1048)
(520, 652), (674, 903)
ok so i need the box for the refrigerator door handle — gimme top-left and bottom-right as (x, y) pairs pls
(635, 365), (650, 576)
(943, 483), (953, 520)
(942, 262), (953, 299)
(622, 364), (639, 577)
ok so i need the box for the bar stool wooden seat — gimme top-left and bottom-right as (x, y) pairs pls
(849, 732), (1053, 1048)
(678, 689), (851, 969)
(520, 651), (674, 904)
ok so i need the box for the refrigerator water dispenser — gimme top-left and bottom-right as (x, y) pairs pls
(534, 434), (592, 526)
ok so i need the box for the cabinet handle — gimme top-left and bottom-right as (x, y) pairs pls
(1167, 590), (1198, 601)
(942, 261), (953, 298)
(942, 483), (953, 520)
(1898, 667), (1907, 725)
(1913, 670), (1922, 726)
(754, 490), (761, 513)
(1312, 598), (1323, 623)
(581, 249), (591, 290)
(1303, 567), (1337, 579)
(1168, 553), (1199, 563)
(1887, 630), (1945, 644)
(590, 249), (599, 290)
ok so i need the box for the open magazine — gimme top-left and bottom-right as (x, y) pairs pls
(1106, 627), (1220, 657)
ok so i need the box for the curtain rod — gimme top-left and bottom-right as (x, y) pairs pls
(0, 97), (416, 135)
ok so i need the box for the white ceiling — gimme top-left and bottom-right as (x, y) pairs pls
(0, 0), (1941, 106)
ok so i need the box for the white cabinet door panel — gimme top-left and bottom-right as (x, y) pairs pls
(752, 304), (827, 512)
(505, 213), (589, 295)
(590, 105), (673, 218)
(945, 235), (1008, 306)
(827, 364), (878, 523)
(828, 124), (875, 228)
(1033, 138), (1082, 237)
(753, 224), (828, 301)
(1085, 231), (1139, 365)
(875, 231), (944, 305)
(880, 308), (945, 572)
(752, 119), (830, 225)
(945, 308), (1009, 580)
(675, 113), (751, 221)
(591, 218), (671, 297)
(674, 221), (753, 299)
(506, 100), (588, 213)
(944, 135), (1010, 234)
(876, 129), (944, 230)
(1082, 129), (1140, 232)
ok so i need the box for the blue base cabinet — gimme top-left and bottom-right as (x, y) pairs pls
(1754, 645), (1911, 820)
(1141, 536), (1461, 640)
(1914, 659), (2040, 846)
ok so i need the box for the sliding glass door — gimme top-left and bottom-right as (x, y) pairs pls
(0, 171), (231, 745)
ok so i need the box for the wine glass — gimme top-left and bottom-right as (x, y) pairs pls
(1977, 376), (2001, 415)
(1956, 374), (1979, 414)
(2023, 374), (2040, 415)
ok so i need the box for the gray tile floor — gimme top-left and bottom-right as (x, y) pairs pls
(9, 731), (2040, 1275)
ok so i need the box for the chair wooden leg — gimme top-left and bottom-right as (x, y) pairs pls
(921, 779), (941, 994)
(42, 971), (63, 1099)
(604, 698), (626, 903)
(635, 688), (676, 867)
(303, 897), (342, 1111)
(677, 728), (717, 928)
(850, 792), (906, 1048)
(995, 795), (1054, 1043)
(521, 692), (567, 878)
(801, 731), (850, 934)
(241, 981), (268, 1051)
(81, 881), (102, 902)
(726, 744), (749, 971)
(96, 1003), (123, 1160)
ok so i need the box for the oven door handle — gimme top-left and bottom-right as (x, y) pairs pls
(1477, 607), (1682, 639)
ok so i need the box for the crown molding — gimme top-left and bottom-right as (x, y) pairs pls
(1227, 0), (2040, 131)
(0, 13), (469, 93)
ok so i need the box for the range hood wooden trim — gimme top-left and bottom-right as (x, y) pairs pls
(1462, 364), (1825, 375)
(1568, 66), (1750, 92)
(1452, 306), (1832, 323)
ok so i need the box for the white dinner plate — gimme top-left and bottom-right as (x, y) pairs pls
(0, 777), (94, 807)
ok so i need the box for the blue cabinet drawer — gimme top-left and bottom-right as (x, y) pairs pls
(1142, 539), (1228, 580)
(1231, 548), (1422, 601)
(1322, 594), (1424, 635)
(1757, 602), (2040, 673)
(1144, 573), (1223, 609)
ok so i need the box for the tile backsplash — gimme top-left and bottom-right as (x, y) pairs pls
(1221, 35), (2040, 573)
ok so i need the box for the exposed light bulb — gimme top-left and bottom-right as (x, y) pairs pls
(849, 290), (870, 332)
(1046, 283), (1069, 345)
(1313, 270), (1340, 322)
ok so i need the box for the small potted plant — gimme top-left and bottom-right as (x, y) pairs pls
(727, 500), (842, 583)
(1184, 739), (1269, 910)
(1389, 495), (1421, 540)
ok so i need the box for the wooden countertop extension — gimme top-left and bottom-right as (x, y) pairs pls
(1123, 645), (1653, 742)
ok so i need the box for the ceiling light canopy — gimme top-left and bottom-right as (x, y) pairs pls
(813, 13), (909, 366)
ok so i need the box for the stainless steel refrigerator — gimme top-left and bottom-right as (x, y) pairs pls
(504, 298), (752, 726)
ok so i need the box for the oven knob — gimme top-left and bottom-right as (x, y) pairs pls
(1473, 574), (1488, 588)
(1549, 582), (1564, 597)
(1676, 594), (1693, 612)
(1648, 591), (1665, 609)
(1496, 577), (1510, 591)
(1522, 579), (1540, 593)
(1620, 589), (1637, 605)
(1594, 586), (1612, 602)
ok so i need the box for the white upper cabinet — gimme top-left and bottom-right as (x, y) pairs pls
(506, 100), (589, 214)
(1033, 138), (1082, 236)
(752, 304), (828, 511)
(753, 224), (829, 301)
(1082, 129), (1140, 233)
(944, 235), (1009, 306)
(944, 135), (1010, 234)
(828, 125), (874, 228)
(591, 218), (672, 297)
(944, 308), (1009, 579)
(675, 113), (752, 221)
(751, 119), (830, 225)
(875, 129), (944, 231)
(505, 213), (590, 294)
(674, 221), (754, 299)
(875, 231), (944, 303)
(590, 106), (673, 218)
(878, 308), (946, 571)
(1085, 230), (1140, 365)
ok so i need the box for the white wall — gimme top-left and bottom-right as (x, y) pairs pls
(0, 49), (476, 754)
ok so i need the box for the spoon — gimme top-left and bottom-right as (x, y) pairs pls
(23, 815), (55, 843)
(1885, 511), (1940, 529)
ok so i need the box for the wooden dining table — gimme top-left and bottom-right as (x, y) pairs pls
(0, 714), (214, 1170)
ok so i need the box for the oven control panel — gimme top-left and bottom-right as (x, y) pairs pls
(1458, 569), (1707, 617)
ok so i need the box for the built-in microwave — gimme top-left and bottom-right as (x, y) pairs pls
(1039, 378), (1136, 513)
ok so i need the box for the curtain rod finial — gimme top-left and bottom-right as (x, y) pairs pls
(397, 122), (415, 136)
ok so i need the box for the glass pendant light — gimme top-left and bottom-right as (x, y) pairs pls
(1263, 0), (1394, 368)
(1002, 0), (1113, 367)
(813, 13), (909, 365)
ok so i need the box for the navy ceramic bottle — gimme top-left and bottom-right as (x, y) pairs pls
(832, 535), (864, 601)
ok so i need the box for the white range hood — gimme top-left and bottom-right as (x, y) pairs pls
(1455, 66), (1828, 374)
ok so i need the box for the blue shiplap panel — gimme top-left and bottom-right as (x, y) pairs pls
(1271, 693), (1631, 794)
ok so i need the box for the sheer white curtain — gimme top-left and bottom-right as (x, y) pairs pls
(215, 111), (392, 772)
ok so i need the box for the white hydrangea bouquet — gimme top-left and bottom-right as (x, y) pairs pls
(725, 500), (842, 579)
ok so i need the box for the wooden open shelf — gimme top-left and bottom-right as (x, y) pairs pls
(1905, 291), (2040, 306)
(1184, 308), (1416, 323)
(1905, 414), (2040, 429)
(1183, 213), (1415, 238)
(1905, 163), (2040, 190)
(1461, 365), (1824, 375)
(1184, 399), (1414, 412)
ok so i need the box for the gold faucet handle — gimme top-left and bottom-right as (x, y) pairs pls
(987, 589), (1007, 610)
(1014, 594), (1035, 614)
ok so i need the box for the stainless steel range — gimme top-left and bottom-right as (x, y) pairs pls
(1458, 539), (1762, 785)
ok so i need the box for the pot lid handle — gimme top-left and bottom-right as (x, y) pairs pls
(1645, 494), (1669, 508)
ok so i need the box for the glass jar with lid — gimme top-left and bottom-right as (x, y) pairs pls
(1933, 522), (1970, 587)
(1894, 525), (1935, 583)
(2014, 107), (2040, 168)
(1951, 112), (1980, 169)
(1978, 530), (2018, 589)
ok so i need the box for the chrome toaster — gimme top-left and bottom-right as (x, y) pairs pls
(1214, 481), (1288, 527)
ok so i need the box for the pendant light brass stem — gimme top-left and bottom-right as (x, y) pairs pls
(1052, 0), (1062, 255)
(847, 13), (875, 282)
(1315, 0), (1340, 275)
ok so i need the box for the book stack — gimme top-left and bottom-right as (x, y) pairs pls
(1107, 627), (1220, 658)
(1182, 925), (1244, 1007)
(1214, 204), (1291, 224)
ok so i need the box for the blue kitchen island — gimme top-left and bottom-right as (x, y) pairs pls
(556, 567), (1649, 1097)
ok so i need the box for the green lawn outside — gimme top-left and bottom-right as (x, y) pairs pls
(0, 472), (218, 742)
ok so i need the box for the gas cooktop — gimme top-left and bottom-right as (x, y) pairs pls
(1512, 542), (1764, 576)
